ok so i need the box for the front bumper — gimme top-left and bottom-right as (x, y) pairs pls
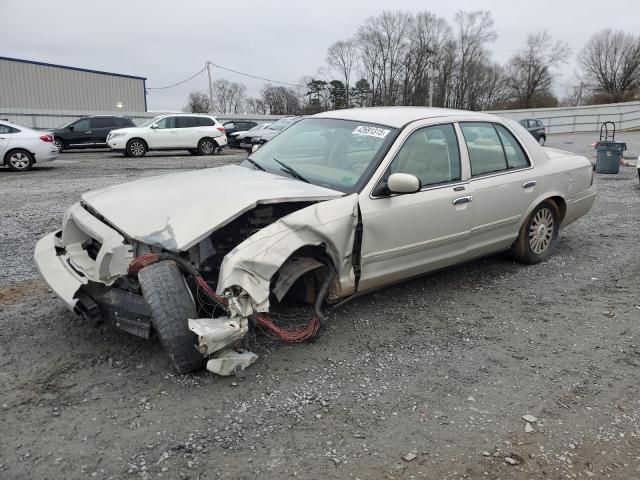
(34, 231), (85, 310)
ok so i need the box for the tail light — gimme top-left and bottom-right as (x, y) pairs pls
(40, 134), (53, 142)
(217, 127), (225, 133)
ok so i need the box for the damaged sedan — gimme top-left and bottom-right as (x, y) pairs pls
(34, 107), (596, 375)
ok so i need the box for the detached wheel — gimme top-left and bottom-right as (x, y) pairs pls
(6, 149), (34, 172)
(53, 138), (64, 152)
(126, 139), (147, 157)
(197, 138), (216, 155)
(138, 261), (205, 374)
(511, 200), (560, 264)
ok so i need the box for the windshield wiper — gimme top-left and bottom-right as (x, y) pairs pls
(272, 157), (310, 184)
(245, 157), (265, 171)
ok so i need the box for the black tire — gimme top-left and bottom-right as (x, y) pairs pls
(5, 149), (34, 172)
(197, 137), (217, 156)
(53, 138), (64, 152)
(538, 135), (546, 146)
(126, 138), (147, 158)
(138, 261), (205, 374)
(510, 200), (560, 264)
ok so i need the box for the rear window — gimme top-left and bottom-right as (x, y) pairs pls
(196, 117), (215, 127)
(176, 117), (197, 128)
(0, 124), (19, 134)
(116, 118), (132, 127)
(92, 118), (116, 128)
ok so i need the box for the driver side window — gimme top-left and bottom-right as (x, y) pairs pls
(155, 117), (176, 129)
(389, 124), (461, 187)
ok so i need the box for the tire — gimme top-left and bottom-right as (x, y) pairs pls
(126, 138), (147, 158)
(538, 135), (546, 146)
(6, 149), (34, 172)
(510, 200), (560, 264)
(197, 137), (217, 156)
(138, 261), (205, 374)
(53, 138), (64, 152)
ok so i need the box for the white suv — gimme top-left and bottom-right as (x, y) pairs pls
(107, 114), (227, 157)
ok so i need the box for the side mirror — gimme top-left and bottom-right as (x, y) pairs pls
(387, 173), (421, 194)
(68, 125), (74, 131)
(251, 144), (260, 153)
(150, 124), (159, 129)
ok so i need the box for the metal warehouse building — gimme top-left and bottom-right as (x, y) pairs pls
(0, 57), (147, 112)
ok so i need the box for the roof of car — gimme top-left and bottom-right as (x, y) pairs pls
(313, 107), (497, 128)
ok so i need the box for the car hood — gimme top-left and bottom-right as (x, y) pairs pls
(81, 164), (343, 251)
(108, 127), (146, 135)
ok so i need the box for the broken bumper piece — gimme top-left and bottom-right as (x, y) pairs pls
(207, 349), (258, 376)
(34, 231), (85, 310)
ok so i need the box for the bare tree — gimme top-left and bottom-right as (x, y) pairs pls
(246, 97), (268, 115)
(261, 85), (301, 115)
(505, 31), (570, 108)
(578, 29), (640, 103)
(326, 39), (358, 107)
(212, 79), (247, 114)
(562, 77), (587, 106)
(451, 10), (497, 109)
(184, 91), (210, 113)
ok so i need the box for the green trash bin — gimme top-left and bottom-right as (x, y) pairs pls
(595, 141), (626, 174)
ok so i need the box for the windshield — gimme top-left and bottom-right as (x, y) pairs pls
(268, 117), (297, 131)
(244, 118), (396, 193)
(137, 116), (162, 128)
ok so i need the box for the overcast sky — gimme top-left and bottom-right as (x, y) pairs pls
(1, 0), (639, 112)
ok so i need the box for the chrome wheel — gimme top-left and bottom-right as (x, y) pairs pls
(528, 207), (554, 254)
(538, 136), (546, 146)
(129, 141), (145, 157)
(199, 139), (215, 155)
(8, 151), (32, 170)
(53, 139), (63, 152)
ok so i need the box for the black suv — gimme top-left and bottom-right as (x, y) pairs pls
(223, 120), (258, 147)
(52, 116), (135, 152)
(518, 118), (547, 145)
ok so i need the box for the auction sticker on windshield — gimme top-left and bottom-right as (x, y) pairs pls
(352, 125), (390, 138)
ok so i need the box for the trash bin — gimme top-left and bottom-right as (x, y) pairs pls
(595, 141), (626, 174)
(594, 121), (626, 174)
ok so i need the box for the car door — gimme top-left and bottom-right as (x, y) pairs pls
(90, 118), (114, 145)
(459, 121), (540, 257)
(176, 116), (199, 147)
(149, 116), (179, 148)
(0, 123), (15, 157)
(67, 118), (93, 147)
(357, 122), (472, 292)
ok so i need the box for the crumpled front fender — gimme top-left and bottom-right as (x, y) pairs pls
(217, 194), (359, 311)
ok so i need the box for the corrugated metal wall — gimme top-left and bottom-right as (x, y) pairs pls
(0, 58), (146, 112)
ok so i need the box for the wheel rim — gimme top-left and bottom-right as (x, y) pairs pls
(201, 140), (214, 154)
(538, 136), (545, 145)
(54, 140), (62, 151)
(9, 152), (30, 170)
(528, 207), (554, 254)
(130, 141), (144, 156)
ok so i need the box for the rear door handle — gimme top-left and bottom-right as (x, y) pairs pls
(452, 195), (473, 205)
(86, 130), (92, 134)
(523, 180), (537, 188)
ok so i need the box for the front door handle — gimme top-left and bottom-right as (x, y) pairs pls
(523, 180), (537, 189)
(86, 130), (92, 134)
(452, 195), (473, 205)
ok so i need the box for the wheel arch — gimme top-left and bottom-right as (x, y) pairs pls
(520, 192), (566, 230)
(4, 147), (35, 165)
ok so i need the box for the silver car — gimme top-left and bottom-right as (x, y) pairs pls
(34, 107), (596, 374)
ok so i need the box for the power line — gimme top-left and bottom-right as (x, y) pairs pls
(146, 66), (206, 90)
(208, 61), (305, 88)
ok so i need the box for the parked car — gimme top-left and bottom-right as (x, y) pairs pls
(0, 121), (58, 171)
(233, 123), (272, 151)
(223, 120), (258, 147)
(34, 107), (596, 374)
(240, 116), (301, 151)
(106, 114), (227, 157)
(519, 118), (547, 145)
(52, 116), (135, 152)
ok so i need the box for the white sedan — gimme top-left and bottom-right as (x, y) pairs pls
(106, 114), (227, 157)
(0, 121), (58, 171)
(35, 107), (596, 374)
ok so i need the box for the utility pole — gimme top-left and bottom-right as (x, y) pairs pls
(206, 61), (214, 114)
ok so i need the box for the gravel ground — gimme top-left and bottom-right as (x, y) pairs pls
(1, 136), (639, 480)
